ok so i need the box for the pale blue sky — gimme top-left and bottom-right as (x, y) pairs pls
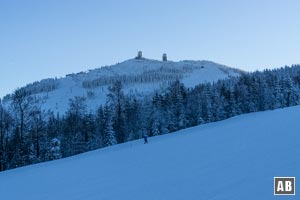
(1, 0), (300, 97)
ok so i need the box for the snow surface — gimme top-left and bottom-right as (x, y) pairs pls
(3, 59), (241, 114)
(0, 106), (299, 200)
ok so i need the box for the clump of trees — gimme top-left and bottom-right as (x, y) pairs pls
(0, 65), (300, 171)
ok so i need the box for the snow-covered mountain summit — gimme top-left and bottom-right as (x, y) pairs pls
(3, 57), (242, 114)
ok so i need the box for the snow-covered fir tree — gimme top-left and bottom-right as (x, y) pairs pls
(48, 138), (62, 160)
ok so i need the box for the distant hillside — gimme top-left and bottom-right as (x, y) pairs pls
(2, 58), (242, 114)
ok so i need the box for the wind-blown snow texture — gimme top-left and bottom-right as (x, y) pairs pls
(3, 59), (240, 113)
(0, 106), (299, 200)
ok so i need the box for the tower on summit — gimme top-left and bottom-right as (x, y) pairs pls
(135, 51), (143, 59)
(162, 53), (167, 61)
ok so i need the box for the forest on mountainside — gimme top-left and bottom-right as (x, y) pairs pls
(0, 65), (300, 171)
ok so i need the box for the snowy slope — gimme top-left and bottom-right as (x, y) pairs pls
(2, 59), (241, 113)
(0, 106), (299, 200)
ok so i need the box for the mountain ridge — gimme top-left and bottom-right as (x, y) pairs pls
(2, 58), (242, 114)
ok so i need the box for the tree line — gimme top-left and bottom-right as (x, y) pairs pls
(0, 65), (300, 171)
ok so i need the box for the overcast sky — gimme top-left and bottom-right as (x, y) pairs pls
(1, 0), (300, 97)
